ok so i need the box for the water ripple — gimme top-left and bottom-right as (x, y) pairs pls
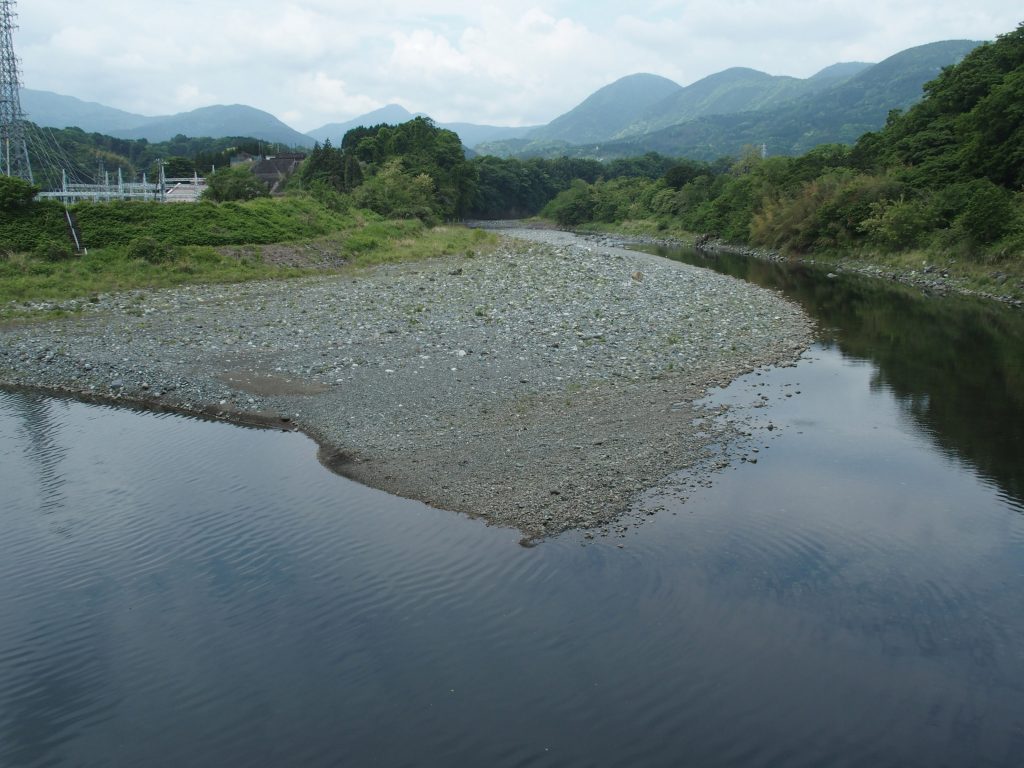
(2, 387), (1024, 768)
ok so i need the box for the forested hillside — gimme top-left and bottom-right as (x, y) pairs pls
(541, 24), (1024, 267)
(25, 125), (272, 190)
(480, 40), (980, 160)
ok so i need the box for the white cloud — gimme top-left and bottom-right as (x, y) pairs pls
(292, 72), (382, 123)
(12, 0), (1023, 133)
(173, 84), (217, 111)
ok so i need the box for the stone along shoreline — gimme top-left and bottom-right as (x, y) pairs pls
(0, 228), (814, 539)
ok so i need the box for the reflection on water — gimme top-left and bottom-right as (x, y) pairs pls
(2, 252), (1023, 767)
(643, 245), (1024, 509)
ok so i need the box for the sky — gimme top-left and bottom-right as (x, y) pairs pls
(14, 1), (1022, 132)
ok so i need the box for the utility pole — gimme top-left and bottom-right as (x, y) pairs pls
(0, 0), (33, 182)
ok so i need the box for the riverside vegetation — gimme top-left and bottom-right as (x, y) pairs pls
(539, 24), (1024, 300)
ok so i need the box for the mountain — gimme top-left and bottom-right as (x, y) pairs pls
(20, 37), (982, 162)
(619, 63), (873, 138)
(22, 87), (532, 154)
(307, 104), (535, 149)
(439, 122), (537, 148)
(20, 89), (149, 134)
(527, 73), (683, 144)
(306, 104), (420, 144)
(21, 90), (313, 147)
(809, 62), (874, 81)
(110, 104), (313, 147)
(480, 39), (981, 161)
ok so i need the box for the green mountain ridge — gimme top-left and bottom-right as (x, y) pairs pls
(306, 104), (422, 143)
(617, 63), (875, 139)
(527, 73), (683, 144)
(479, 39), (982, 160)
(611, 38), (982, 160)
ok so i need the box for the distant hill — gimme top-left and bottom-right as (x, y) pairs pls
(618, 63), (873, 138)
(306, 104), (421, 144)
(21, 89), (149, 134)
(307, 104), (536, 148)
(478, 39), (981, 160)
(438, 122), (537, 149)
(810, 62), (874, 82)
(21, 90), (313, 147)
(600, 39), (982, 160)
(110, 104), (313, 147)
(527, 73), (683, 144)
(21, 37), (983, 162)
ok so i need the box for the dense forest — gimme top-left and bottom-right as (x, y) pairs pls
(541, 23), (1024, 263)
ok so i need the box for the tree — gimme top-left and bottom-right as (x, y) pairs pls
(351, 158), (437, 222)
(0, 176), (39, 210)
(163, 156), (196, 177)
(202, 166), (269, 202)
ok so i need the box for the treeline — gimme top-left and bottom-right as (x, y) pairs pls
(298, 117), (471, 223)
(468, 152), (678, 219)
(542, 23), (1024, 262)
(295, 117), (679, 223)
(28, 125), (276, 189)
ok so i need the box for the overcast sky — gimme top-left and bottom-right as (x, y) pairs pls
(15, 1), (1022, 132)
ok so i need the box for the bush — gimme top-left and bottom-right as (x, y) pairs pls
(956, 179), (1015, 245)
(203, 166), (270, 202)
(750, 172), (902, 251)
(126, 236), (176, 264)
(71, 196), (355, 248)
(860, 196), (937, 250)
(351, 160), (438, 223)
(34, 238), (74, 262)
(0, 176), (39, 210)
(542, 180), (597, 226)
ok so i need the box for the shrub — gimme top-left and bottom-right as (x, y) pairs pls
(34, 238), (74, 261)
(126, 236), (176, 264)
(203, 166), (270, 202)
(542, 180), (597, 227)
(0, 176), (39, 210)
(956, 179), (1015, 245)
(860, 196), (938, 250)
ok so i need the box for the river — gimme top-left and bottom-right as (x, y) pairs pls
(1, 247), (1022, 767)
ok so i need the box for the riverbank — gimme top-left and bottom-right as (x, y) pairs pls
(555, 221), (1024, 307)
(0, 228), (813, 539)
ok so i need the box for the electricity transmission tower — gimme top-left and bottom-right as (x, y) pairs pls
(0, 0), (32, 182)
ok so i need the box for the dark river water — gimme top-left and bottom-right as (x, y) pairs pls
(2, 250), (1023, 768)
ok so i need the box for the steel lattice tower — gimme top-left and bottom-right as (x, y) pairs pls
(0, 0), (32, 182)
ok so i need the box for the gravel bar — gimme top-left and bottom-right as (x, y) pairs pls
(0, 227), (814, 539)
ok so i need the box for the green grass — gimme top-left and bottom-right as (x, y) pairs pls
(0, 199), (497, 317)
(565, 217), (699, 244)
(815, 246), (1024, 301)
(556, 217), (1024, 301)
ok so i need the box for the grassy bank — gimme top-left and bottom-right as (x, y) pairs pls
(572, 218), (698, 245)
(809, 247), (1024, 302)
(0, 197), (496, 316)
(557, 218), (1024, 303)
